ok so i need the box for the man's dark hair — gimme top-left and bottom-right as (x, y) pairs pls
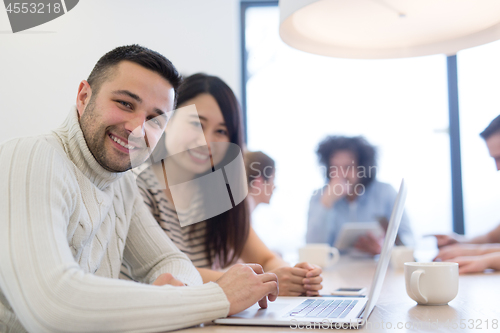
(87, 44), (182, 104)
(480, 114), (500, 140)
(316, 135), (377, 187)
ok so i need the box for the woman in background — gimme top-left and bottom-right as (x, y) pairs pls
(134, 73), (322, 296)
(306, 135), (414, 254)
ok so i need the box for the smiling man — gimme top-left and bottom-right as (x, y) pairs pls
(78, 60), (171, 172)
(0, 45), (278, 333)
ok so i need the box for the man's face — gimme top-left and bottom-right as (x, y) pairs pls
(485, 132), (500, 171)
(77, 61), (175, 172)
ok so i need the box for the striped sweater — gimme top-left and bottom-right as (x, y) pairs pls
(134, 167), (213, 269)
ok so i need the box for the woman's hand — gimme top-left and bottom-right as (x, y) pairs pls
(320, 177), (351, 208)
(269, 262), (323, 296)
(297, 262), (323, 296)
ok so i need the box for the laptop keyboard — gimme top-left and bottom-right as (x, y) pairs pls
(285, 299), (358, 318)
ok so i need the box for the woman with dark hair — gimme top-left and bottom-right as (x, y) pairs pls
(306, 136), (413, 254)
(132, 73), (322, 296)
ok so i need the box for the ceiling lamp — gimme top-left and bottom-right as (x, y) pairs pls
(279, 0), (500, 59)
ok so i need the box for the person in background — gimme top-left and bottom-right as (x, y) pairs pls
(133, 74), (323, 296)
(245, 150), (276, 213)
(306, 136), (414, 255)
(434, 115), (500, 273)
(0, 45), (278, 333)
(244, 150), (285, 258)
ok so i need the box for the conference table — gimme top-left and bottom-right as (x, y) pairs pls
(179, 256), (500, 332)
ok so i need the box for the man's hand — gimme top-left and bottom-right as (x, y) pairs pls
(447, 255), (490, 274)
(152, 273), (185, 287)
(269, 262), (323, 296)
(434, 244), (484, 261)
(216, 264), (278, 316)
(430, 233), (464, 248)
(354, 232), (383, 255)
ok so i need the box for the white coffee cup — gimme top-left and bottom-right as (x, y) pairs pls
(298, 243), (340, 268)
(404, 262), (459, 305)
(390, 246), (414, 269)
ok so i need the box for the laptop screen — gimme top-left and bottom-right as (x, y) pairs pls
(362, 179), (408, 319)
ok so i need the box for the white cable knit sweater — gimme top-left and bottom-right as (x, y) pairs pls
(0, 108), (229, 333)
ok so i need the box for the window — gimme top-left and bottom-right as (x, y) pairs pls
(243, 5), (452, 258)
(458, 40), (500, 237)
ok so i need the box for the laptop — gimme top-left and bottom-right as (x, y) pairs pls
(215, 179), (407, 329)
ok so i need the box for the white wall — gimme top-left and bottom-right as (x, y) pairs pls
(0, 0), (241, 144)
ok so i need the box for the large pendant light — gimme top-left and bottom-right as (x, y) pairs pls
(280, 0), (500, 59)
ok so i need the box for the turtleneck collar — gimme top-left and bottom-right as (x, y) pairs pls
(52, 107), (125, 190)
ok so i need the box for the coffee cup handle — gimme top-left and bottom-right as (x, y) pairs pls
(410, 270), (428, 304)
(327, 247), (340, 266)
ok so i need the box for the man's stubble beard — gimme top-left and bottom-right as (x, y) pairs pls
(80, 96), (136, 173)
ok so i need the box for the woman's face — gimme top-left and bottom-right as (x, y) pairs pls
(329, 150), (359, 185)
(165, 93), (230, 175)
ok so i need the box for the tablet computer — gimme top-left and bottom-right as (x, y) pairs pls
(334, 221), (384, 250)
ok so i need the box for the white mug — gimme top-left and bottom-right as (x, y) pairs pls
(298, 243), (340, 268)
(404, 262), (459, 305)
(390, 246), (414, 269)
